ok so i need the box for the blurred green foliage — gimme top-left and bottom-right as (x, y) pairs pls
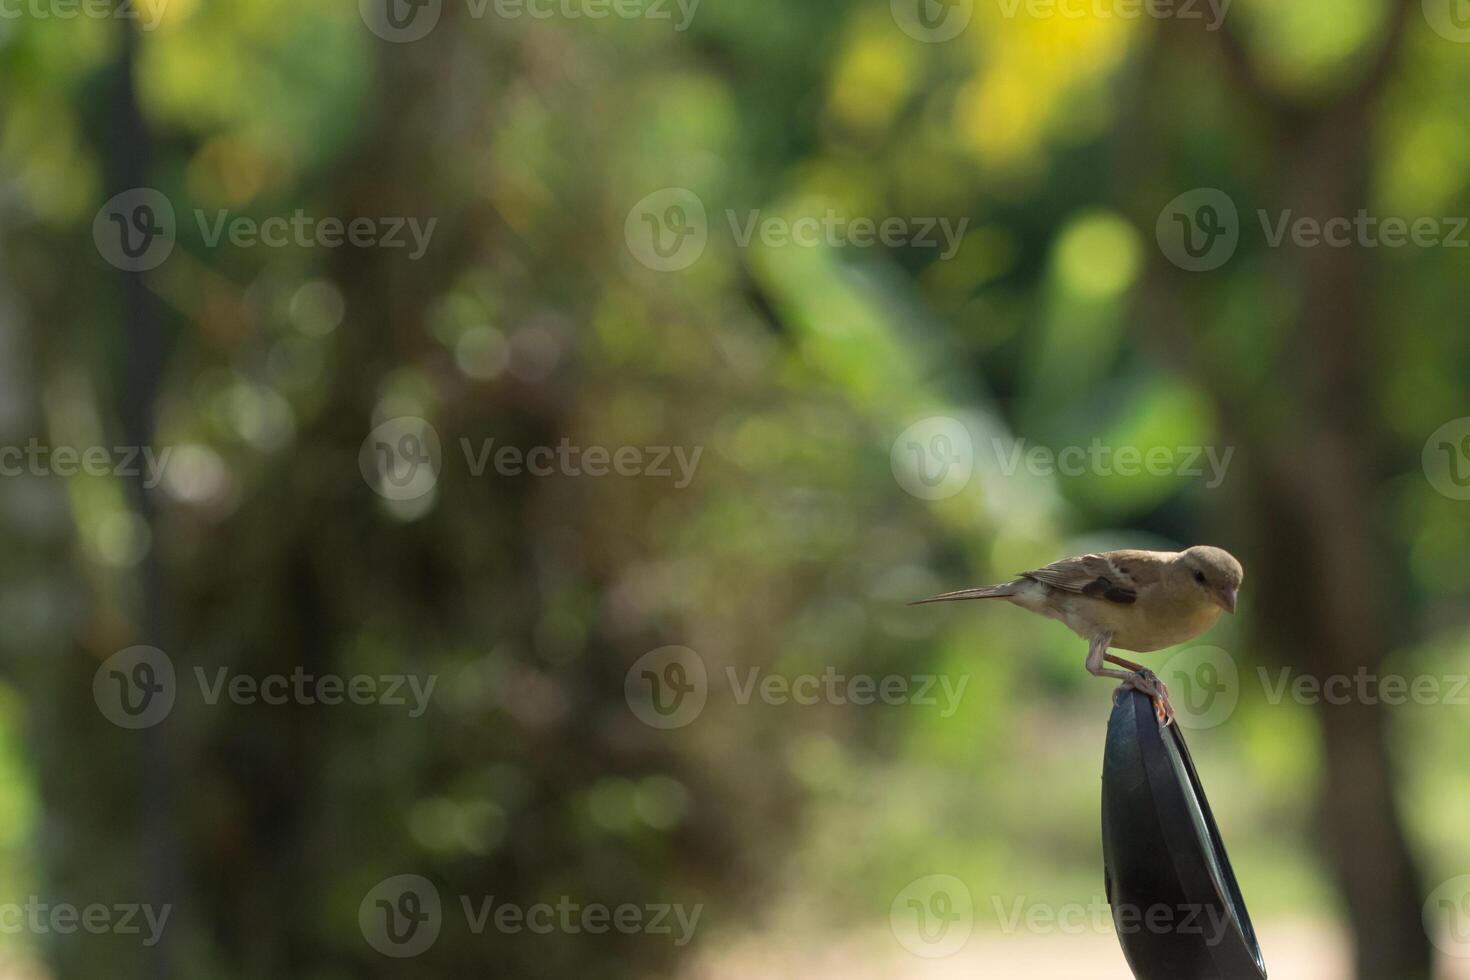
(1, 0), (1469, 977)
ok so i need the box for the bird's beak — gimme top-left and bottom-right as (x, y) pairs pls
(1213, 586), (1237, 614)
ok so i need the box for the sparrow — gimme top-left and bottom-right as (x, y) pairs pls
(911, 546), (1243, 725)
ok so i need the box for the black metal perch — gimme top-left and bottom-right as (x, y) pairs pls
(1102, 685), (1269, 980)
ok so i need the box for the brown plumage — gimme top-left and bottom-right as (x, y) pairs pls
(913, 545), (1244, 724)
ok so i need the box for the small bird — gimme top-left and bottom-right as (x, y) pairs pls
(912, 546), (1243, 724)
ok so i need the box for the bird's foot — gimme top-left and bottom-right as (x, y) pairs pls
(1116, 669), (1174, 727)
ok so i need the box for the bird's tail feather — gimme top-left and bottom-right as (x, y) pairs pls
(908, 583), (1019, 606)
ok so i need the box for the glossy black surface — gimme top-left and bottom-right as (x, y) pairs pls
(1101, 689), (1268, 980)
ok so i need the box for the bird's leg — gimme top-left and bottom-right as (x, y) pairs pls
(1089, 636), (1173, 726)
(1103, 652), (1144, 672)
(1085, 632), (1131, 682)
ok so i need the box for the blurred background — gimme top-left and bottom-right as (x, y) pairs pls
(2, 0), (1470, 976)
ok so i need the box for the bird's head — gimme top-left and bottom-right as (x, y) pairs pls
(1179, 545), (1243, 613)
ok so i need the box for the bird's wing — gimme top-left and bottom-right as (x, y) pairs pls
(1018, 550), (1164, 605)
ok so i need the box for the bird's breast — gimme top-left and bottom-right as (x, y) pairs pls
(1112, 600), (1222, 653)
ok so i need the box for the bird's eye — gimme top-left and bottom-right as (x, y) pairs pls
(1193, 571), (1206, 585)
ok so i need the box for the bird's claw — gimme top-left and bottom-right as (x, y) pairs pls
(1116, 669), (1174, 727)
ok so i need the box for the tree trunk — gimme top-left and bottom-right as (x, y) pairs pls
(1145, 8), (1432, 977)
